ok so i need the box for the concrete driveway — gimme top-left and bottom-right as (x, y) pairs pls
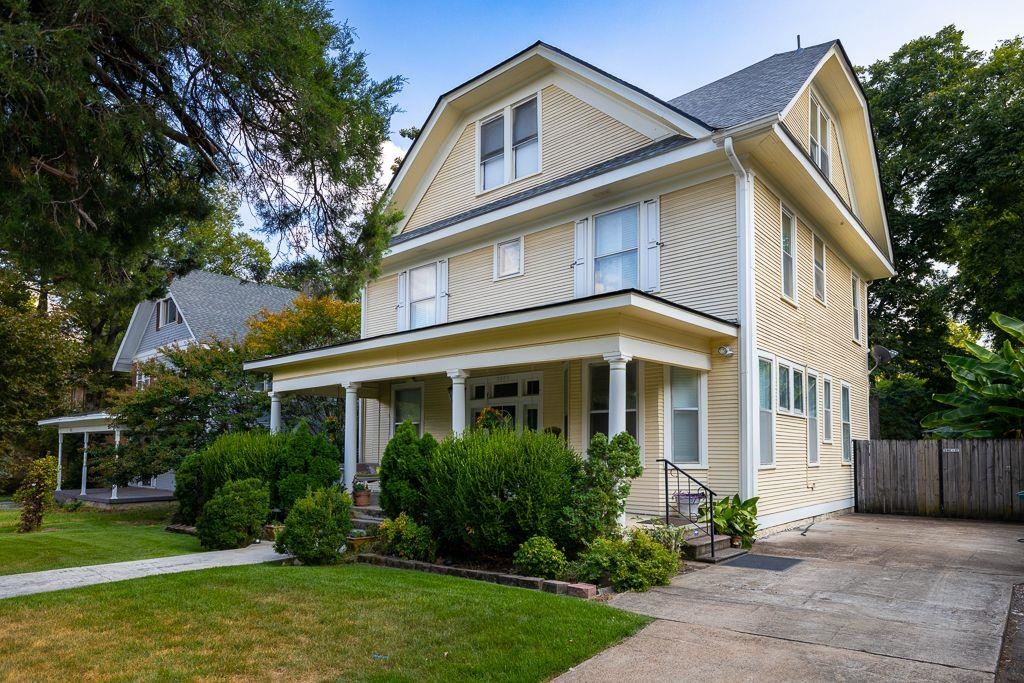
(558, 514), (1024, 682)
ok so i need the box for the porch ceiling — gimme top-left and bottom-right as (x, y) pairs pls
(247, 290), (737, 394)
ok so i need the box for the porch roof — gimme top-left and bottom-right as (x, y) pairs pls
(246, 290), (738, 393)
(37, 412), (118, 435)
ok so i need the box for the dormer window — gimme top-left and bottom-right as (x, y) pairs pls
(156, 297), (180, 329)
(478, 95), (540, 192)
(809, 94), (831, 177)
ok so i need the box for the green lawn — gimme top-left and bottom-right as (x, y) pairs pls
(0, 563), (648, 681)
(0, 504), (201, 576)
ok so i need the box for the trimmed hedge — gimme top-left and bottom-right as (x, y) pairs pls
(274, 487), (352, 565)
(378, 421), (436, 522)
(513, 536), (567, 579)
(573, 530), (679, 592)
(196, 478), (270, 550)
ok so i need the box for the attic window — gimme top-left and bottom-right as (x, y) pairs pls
(478, 94), (540, 192)
(157, 297), (180, 329)
(809, 95), (831, 177)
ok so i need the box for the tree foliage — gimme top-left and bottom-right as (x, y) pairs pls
(923, 313), (1024, 438)
(1, 1), (402, 311)
(13, 455), (58, 532)
(246, 294), (360, 358)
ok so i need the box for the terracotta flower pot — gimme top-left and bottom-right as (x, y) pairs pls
(353, 489), (371, 506)
(730, 536), (742, 548)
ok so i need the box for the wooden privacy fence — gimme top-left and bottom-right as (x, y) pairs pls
(855, 439), (1024, 521)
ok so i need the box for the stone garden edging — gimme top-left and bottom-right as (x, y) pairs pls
(355, 553), (599, 599)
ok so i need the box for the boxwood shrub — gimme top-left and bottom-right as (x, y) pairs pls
(513, 536), (567, 579)
(195, 478), (270, 550)
(573, 529), (679, 592)
(274, 486), (352, 565)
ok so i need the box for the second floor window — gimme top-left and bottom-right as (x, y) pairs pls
(594, 204), (639, 293)
(813, 234), (826, 302)
(479, 95), (539, 191)
(852, 275), (862, 342)
(810, 95), (831, 177)
(781, 209), (796, 300)
(396, 260), (448, 331)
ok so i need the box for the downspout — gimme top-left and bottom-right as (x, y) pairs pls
(725, 137), (759, 501)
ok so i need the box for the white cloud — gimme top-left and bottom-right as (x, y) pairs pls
(377, 138), (407, 187)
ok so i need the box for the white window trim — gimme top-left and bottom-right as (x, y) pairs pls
(157, 297), (179, 329)
(466, 371), (543, 432)
(852, 274), (864, 345)
(492, 235), (525, 281)
(577, 196), (660, 298)
(840, 381), (853, 465)
(475, 92), (542, 196)
(780, 204), (798, 305)
(813, 232), (827, 305)
(822, 375), (835, 444)
(581, 358), (645, 460)
(399, 259), (448, 330)
(662, 365), (708, 469)
(806, 369), (820, 467)
(776, 358), (807, 418)
(757, 351), (777, 469)
(391, 381), (425, 437)
(792, 365), (806, 417)
(809, 91), (833, 176)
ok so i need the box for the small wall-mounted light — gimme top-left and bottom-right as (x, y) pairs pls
(717, 345), (735, 357)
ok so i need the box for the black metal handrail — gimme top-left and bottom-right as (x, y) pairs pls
(656, 459), (717, 559)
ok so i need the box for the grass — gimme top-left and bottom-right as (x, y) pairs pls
(0, 504), (200, 576)
(0, 563), (648, 682)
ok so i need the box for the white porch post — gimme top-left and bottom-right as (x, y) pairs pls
(80, 432), (89, 496)
(111, 429), (121, 501)
(269, 392), (282, 434)
(604, 353), (632, 438)
(343, 382), (360, 493)
(447, 370), (469, 435)
(56, 432), (63, 491)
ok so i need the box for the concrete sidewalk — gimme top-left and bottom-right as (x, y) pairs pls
(0, 543), (288, 600)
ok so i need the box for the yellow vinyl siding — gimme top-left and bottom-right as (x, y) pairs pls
(752, 177), (868, 517)
(403, 85), (653, 233)
(447, 222), (574, 322)
(830, 123), (852, 205)
(659, 176), (738, 320)
(783, 88), (811, 155)
(783, 85), (853, 209)
(364, 274), (398, 338)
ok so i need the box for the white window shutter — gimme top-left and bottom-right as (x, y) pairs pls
(396, 270), (408, 331)
(436, 259), (448, 324)
(643, 198), (661, 293)
(573, 218), (588, 298)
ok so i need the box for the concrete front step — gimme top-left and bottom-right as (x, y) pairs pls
(351, 516), (382, 531)
(694, 546), (748, 564)
(680, 531), (735, 561)
(351, 505), (386, 519)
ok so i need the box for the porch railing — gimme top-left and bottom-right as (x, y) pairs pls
(656, 459), (717, 559)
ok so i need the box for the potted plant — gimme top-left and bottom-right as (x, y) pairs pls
(698, 495), (759, 549)
(674, 490), (707, 520)
(346, 525), (379, 553)
(352, 481), (371, 507)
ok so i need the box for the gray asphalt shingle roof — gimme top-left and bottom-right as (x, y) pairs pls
(169, 270), (298, 342)
(669, 41), (837, 130)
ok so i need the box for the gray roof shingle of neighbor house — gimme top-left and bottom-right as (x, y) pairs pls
(669, 40), (838, 130)
(169, 270), (298, 341)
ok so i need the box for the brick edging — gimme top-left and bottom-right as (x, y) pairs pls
(356, 553), (598, 599)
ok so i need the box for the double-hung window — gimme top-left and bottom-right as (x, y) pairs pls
(793, 367), (805, 415)
(393, 384), (423, 436)
(781, 208), (797, 301)
(852, 275), (862, 343)
(398, 261), (447, 331)
(810, 95), (831, 177)
(157, 297), (179, 329)
(813, 234), (826, 302)
(593, 204), (639, 293)
(823, 377), (834, 442)
(588, 361), (638, 440)
(667, 367), (703, 466)
(778, 361), (792, 412)
(807, 372), (820, 465)
(478, 95), (539, 192)
(758, 357), (775, 466)
(841, 383), (852, 463)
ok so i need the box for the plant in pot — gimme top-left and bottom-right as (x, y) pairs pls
(352, 481), (371, 507)
(699, 495), (759, 549)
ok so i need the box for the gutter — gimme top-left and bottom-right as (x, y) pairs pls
(725, 137), (759, 501)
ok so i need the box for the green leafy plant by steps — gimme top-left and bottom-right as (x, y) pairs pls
(922, 312), (1024, 438)
(699, 495), (759, 549)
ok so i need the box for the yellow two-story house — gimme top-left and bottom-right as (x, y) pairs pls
(246, 39), (894, 530)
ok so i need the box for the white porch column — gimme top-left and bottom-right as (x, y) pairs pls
(269, 392), (282, 434)
(604, 353), (632, 438)
(447, 369), (469, 435)
(343, 382), (360, 493)
(111, 429), (121, 501)
(56, 432), (63, 491)
(80, 432), (89, 496)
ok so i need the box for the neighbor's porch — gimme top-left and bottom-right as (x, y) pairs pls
(247, 290), (742, 516)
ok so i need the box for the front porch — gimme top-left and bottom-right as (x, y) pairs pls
(246, 290), (742, 516)
(55, 487), (176, 507)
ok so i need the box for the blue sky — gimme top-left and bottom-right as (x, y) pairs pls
(337, 0), (1023, 152)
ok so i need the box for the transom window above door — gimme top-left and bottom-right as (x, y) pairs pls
(478, 95), (540, 192)
(467, 372), (542, 432)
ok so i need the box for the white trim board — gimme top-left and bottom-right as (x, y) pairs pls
(756, 497), (854, 530)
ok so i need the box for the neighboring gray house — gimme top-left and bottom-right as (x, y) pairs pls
(113, 269), (299, 380)
(42, 270), (298, 503)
